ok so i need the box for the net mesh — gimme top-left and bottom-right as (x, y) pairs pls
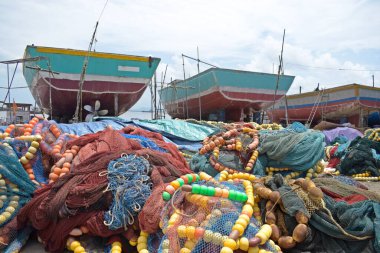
(158, 177), (277, 253)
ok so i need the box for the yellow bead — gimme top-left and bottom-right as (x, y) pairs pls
(235, 218), (248, 228)
(223, 238), (237, 249)
(239, 237), (249, 251)
(129, 239), (137, 246)
(140, 250), (149, 253)
(255, 232), (268, 245)
(162, 239), (169, 249)
(221, 246), (234, 253)
(137, 243), (147, 252)
(186, 226), (195, 239)
(138, 236), (147, 244)
(203, 230), (213, 242)
(248, 246), (259, 253)
(70, 241), (80, 251)
(212, 232), (223, 245)
(184, 240), (196, 250)
(112, 245), (122, 252)
(179, 248), (191, 253)
(73, 246), (85, 253)
(239, 214), (250, 223)
(232, 224), (245, 236)
(112, 241), (122, 247)
(177, 225), (187, 238)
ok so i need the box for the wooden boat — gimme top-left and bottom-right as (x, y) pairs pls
(267, 83), (380, 127)
(159, 68), (295, 121)
(23, 45), (160, 122)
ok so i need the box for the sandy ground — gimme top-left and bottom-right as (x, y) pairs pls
(20, 181), (380, 252)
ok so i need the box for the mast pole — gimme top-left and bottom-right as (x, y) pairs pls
(271, 29), (286, 123)
(197, 46), (202, 121)
(74, 21), (99, 122)
(182, 54), (189, 118)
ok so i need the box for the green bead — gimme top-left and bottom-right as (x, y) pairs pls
(162, 191), (171, 201)
(200, 185), (208, 195)
(228, 190), (237, 200)
(192, 184), (200, 194)
(195, 174), (200, 182)
(187, 174), (194, 183)
(241, 193), (248, 202)
(207, 186), (216, 196)
(177, 178), (185, 186)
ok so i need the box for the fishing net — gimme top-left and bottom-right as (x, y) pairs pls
(260, 174), (378, 253)
(314, 177), (380, 202)
(16, 126), (190, 252)
(158, 173), (278, 253)
(338, 136), (380, 176)
(258, 123), (325, 172)
(0, 143), (36, 251)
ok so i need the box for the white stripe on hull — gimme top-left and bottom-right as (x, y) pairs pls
(163, 86), (286, 104)
(39, 72), (149, 84)
(30, 73), (148, 95)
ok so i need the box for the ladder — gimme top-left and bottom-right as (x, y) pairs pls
(306, 89), (325, 127)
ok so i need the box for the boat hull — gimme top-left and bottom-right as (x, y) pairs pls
(30, 74), (147, 121)
(160, 68), (295, 121)
(23, 45), (160, 121)
(268, 84), (380, 127)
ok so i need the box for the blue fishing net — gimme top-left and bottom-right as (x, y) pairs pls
(104, 154), (152, 230)
(122, 134), (167, 153)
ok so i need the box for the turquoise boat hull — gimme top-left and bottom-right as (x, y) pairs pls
(23, 45), (160, 122)
(159, 68), (295, 121)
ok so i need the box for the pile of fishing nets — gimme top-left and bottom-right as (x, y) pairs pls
(0, 142), (36, 252)
(324, 128), (380, 179)
(191, 122), (325, 180)
(155, 169), (380, 253)
(1, 117), (380, 253)
(253, 174), (380, 253)
(14, 125), (190, 252)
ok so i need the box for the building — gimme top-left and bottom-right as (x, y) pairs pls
(0, 102), (33, 124)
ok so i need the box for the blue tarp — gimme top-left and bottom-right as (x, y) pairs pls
(56, 118), (217, 151)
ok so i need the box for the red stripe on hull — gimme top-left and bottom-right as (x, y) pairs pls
(267, 100), (379, 126)
(163, 90), (283, 121)
(31, 77), (146, 120)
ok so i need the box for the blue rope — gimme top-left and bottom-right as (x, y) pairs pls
(104, 154), (152, 230)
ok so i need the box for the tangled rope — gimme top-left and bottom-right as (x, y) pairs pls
(104, 154), (152, 230)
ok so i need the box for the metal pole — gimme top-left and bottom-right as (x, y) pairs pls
(271, 29), (286, 123)
(7, 64), (11, 122)
(182, 54), (189, 118)
(373, 74), (375, 87)
(197, 47), (201, 121)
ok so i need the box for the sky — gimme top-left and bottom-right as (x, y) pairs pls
(0, 0), (379, 112)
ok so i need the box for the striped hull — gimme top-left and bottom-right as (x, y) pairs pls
(160, 68), (295, 121)
(267, 84), (380, 126)
(163, 87), (285, 121)
(30, 75), (147, 120)
(23, 45), (160, 121)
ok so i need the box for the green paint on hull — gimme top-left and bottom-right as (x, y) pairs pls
(160, 68), (295, 103)
(23, 45), (160, 87)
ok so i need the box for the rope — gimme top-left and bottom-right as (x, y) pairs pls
(104, 154), (152, 230)
(321, 200), (373, 241)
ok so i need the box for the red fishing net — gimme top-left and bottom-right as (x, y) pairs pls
(17, 126), (191, 252)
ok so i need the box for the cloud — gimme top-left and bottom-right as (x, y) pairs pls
(0, 0), (379, 113)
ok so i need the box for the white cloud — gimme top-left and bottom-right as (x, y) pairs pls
(0, 0), (379, 112)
